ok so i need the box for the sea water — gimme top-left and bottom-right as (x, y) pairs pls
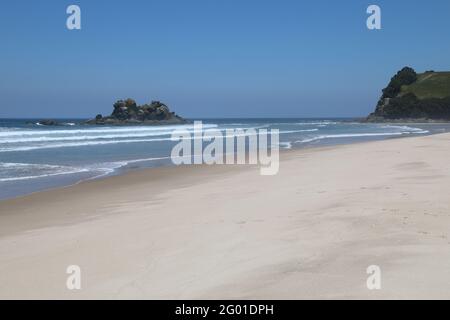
(1, 118), (449, 200)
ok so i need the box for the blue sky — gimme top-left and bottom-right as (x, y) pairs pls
(0, 0), (449, 118)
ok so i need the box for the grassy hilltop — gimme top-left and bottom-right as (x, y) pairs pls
(401, 71), (450, 99)
(367, 67), (450, 122)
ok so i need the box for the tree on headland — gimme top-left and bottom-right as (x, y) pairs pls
(381, 67), (417, 99)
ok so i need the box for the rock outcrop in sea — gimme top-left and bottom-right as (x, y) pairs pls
(86, 99), (188, 125)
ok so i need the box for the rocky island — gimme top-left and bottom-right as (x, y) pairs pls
(366, 67), (450, 122)
(86, 99), (189, 125)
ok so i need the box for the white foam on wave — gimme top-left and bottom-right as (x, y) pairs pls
(0, 138), (174, 152)
(0, 156), (173, 182)
(296, 121), (338, 125)
(0, 162), (90, 182)
(295, 130), (429, 144)
(0, 128), (320, 152)
(84, 156), (173, 180)
(0, 124), (219, 137)
(0, 131), (175, 143)
(0, 124), (298, 144)
(279, 141), (293, 149)
(380, 125), (429, 133)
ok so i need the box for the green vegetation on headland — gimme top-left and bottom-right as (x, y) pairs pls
(366, 67), (450, 122)
(86, 99), (188, 125)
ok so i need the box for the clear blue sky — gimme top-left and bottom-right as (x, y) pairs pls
(1, 0), (449, 118)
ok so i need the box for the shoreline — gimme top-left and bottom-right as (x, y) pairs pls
(0, 128), (436, 202)
(1, 133), (450, 298)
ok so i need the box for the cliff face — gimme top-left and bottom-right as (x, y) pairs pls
(367, 67), (450, 122)
(86, 99), (188, 125)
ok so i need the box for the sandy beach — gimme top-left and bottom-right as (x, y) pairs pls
(1, 133), (450, 299)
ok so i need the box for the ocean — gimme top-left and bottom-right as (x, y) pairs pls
(1, 118), (449, 200)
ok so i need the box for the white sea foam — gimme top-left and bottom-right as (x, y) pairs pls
(83, 156), (173, 180)
(0, 156), (173, 182)
(0, 124), (219, 137)
(279, 141), (293, 149)
(0, 162), (90, 182)
(295, 130), (428, 144)
(296, 121), (338, 125)
(0, 128), (319, 152)
(381, 125), (429, 133)
(0, 125), (305, 144)
(0, 131), (173, 143)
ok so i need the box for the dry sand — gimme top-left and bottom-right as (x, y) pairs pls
(1, 133), (450, 299)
